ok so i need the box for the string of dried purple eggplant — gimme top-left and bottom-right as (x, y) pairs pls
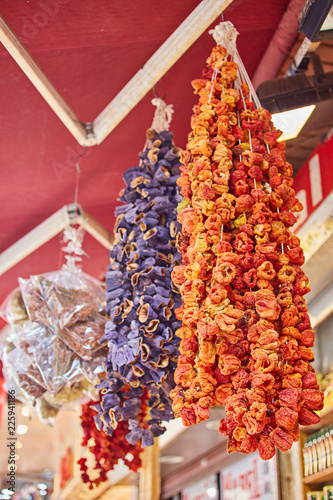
(96, 117), (183, 446)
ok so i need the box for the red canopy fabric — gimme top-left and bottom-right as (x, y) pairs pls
(0, 0), (292, 310)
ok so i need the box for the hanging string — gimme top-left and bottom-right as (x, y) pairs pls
(211, 21), (289, 262)
(208, 69), (219, 103)
(62, 225), (88, 268)
(73, 146), (87, 224)
(151, 97), (174, 133)
(61, 146), (88, 268)
(139, 91), (174, 166)
(209, 22), (239, 59)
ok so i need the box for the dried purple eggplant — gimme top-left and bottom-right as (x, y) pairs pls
(98, 129), (182, 446)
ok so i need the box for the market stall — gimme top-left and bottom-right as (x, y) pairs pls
(0, 1), (333, 500)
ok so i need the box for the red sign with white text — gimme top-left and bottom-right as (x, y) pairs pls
(220, 452), (278, 500)
(293, 135), (333, 232)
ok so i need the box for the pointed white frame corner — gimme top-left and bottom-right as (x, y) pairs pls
(0, 204), (113, 276)
(0, 0), (234, 146)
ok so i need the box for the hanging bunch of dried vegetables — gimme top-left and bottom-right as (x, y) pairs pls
(171, 22), (323, 460)
(96, 100), (183, 446)
(0, 228), (107, 424)
(78, 389), (148, 489)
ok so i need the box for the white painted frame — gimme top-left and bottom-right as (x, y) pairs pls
(0, 204), (113, 276)
(0, 0), (234, 146)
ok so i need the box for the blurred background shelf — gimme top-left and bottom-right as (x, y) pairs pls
(303, 466), (333, 487)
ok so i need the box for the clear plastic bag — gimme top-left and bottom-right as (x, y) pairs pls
(0, 288), (29, 325)
(2, 340), (46, 401)
(43, 378), (94, 407)
(35, 397), (59, 426)
(10, 323), (82, 396)
(18, 267), (107, 360)
(81, 345), (108, 385)
(1, 265), (108, 416)
(19, 267), (106, 329)
(18, 275), (55, 326)
(58, 313), (107, 360)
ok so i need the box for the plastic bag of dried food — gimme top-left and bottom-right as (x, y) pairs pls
(44, 378), (95, 407)
(0, 288), (29, 325)
(2, 340), (46, 401)
(81, 345), (108, 385)
(19, 267), (105, 329)
(18, 275), (55, 327)
(10, 323), (82, 396)
(35, 397), (59, 426)
(58, 312), (107, 360)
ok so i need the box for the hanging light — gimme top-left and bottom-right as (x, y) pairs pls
(20, 406), (30, 417)
(37, 484), (48, 490)
(17, 424), (28, 435)
(271, 105), (316, 141)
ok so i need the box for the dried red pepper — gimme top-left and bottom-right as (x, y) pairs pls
(78, 390), (147, 489)
(171, 36), (323, 460)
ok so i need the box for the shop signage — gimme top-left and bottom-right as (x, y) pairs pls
(293, 134), (333, 232)
(220, 452), (278, 500)
(181, 473), (219, 500)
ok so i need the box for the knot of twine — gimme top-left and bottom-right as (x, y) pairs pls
(209, 21), (239, 56)
(62, 225), (87, 268)
(151, 98), (174, 133)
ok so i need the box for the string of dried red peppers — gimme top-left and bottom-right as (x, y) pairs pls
(171, 45), (324, 460)
(78, 389), (148, 489)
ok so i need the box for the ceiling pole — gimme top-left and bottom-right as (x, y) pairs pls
(0, 15), (94, 146)
(93, 0), (234, 144)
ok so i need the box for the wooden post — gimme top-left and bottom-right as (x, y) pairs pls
(139, 438), (161, 500)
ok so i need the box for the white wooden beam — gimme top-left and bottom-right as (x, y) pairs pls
(93, 0), (234, 144)
(0, 1), (234, 147)
(79, 207), (113, 250)
(0, 206), (70, 276)
(0, 205), (112, 276)
(0, 15), (94, 146)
